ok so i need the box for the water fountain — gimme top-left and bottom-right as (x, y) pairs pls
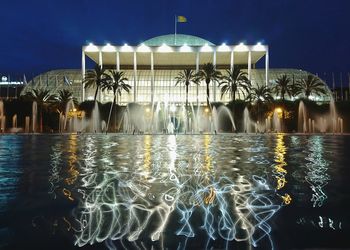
(298, 101), (308, 133)
(32, 101), (37, 133)
(298, 99), (344, 133)
(0, 100), (5, 133)
(25, 116), (30, 133)
(272, 109), (282, 133)
(243, 107), (252, 133)
(212, 106), (236, 133)
(89, 102), (101, 133)
(12, 114), (17, 129)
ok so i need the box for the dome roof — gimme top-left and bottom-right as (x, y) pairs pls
(142, 34), (215, 46)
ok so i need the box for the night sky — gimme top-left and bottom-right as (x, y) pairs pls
(1, 0), (350, 85)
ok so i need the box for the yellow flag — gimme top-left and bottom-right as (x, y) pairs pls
(177, 16), (187, 23)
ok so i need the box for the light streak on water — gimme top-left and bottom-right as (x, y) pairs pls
(272, 133), (292, 206)
(47, 135), (284, 249)
(305, 136), (330, 207)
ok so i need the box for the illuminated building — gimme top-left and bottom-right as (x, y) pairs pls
(21, 34), (331, 103)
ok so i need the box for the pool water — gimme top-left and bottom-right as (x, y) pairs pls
(0, 134), (349, 249)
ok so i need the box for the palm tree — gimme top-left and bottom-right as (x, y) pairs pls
(196, 63), (222, 107)
(102, 70), (131, 132)
(54, 89), (78, 114)
(83, 65), (108, 102)
(24, 88), (56, 132)
(247, 84), (274, 121)
(219, 68), (250, 102)
(273, 74), (293, 130)
(290, 75), (302, 100)
(175, 69), (199, 130)
(273, 74), (293, 102)
(175, 69), (199, 107)
(296, 74), (327, 99)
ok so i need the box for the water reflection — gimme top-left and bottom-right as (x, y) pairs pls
(65, 134), (79, 186)
(272, 133), (292, 205)
(2, 134), (347, 249)
(58, 135), (283, 249)
(305, 136), (330, 207)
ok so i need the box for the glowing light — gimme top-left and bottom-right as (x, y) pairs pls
(253, 42), (266, 51)
(305, 136), (330, 207)
(102, 43), (116, 52)
(145, 107), (151, 113)
(137, 43), (151, 52)
(120, 43), (133, 52)
(46, 135), (282, 249)
(281, 193), (292, 205)
(179, 43), (192, 52)
(234, 42), (249, 52)
(217, 43), (231, 52)
(158, 43), (173, 53)
(200, 43), (213, 52)
(170, 104), (176, 112)
(85, 43), (99, 52)
(273, 133), (292, 204)
(204, 108), (209, 113)
(275, 107), (283, 114)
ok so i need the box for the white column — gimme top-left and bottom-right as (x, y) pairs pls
(81, 50), (86, 102)
(133, 52), (137, 102)
(230, 48), (234, 71)
(265, 47), (269, 86)
(248, 50), (252, 81)
(99, 50), (103, 68)
(116, 51), (120, 71)
(213, 49), (217, 102)
(151, 52), (154, 105)
(196, 51), (199, 106)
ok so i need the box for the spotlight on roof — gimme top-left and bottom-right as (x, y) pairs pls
(85, 43), (99, 52)
(200, 43), (213, 52)
(234, 42), (248, 52)
(217, 43), (230, 52)
(137, 43), (151, 52)
(102, 43), (116, 52)
(120, 43), (133, 52)
(158, 43), (172, 53)
(253, 42), (265, 51)
(179, 43), (192, 52)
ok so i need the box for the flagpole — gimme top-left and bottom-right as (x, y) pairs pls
(174, 15), (177, 45)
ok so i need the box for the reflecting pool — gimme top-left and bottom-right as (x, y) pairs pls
(0, 134), (349, 249)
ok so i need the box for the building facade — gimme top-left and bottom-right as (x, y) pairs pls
(21, 34), (331, 103)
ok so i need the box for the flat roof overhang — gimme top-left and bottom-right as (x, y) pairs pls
(83, 44), (267, 67)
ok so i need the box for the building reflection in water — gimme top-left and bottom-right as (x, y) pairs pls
(44, 135), (283, 249)
(305, 136), (330, 207)
(273, 133), (292, 205)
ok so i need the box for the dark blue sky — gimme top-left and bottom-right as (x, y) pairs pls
(1, 0), (350, 84)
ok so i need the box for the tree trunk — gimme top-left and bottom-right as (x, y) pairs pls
(186, 85), (189, 132)
(40, 105), (43, 133)
(106, 94), (116, 133)
(282, 95), (285, 132)
(232, 89), (236, 132)
(206, 81), (210, 108)
(94, 88), (99, 102)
